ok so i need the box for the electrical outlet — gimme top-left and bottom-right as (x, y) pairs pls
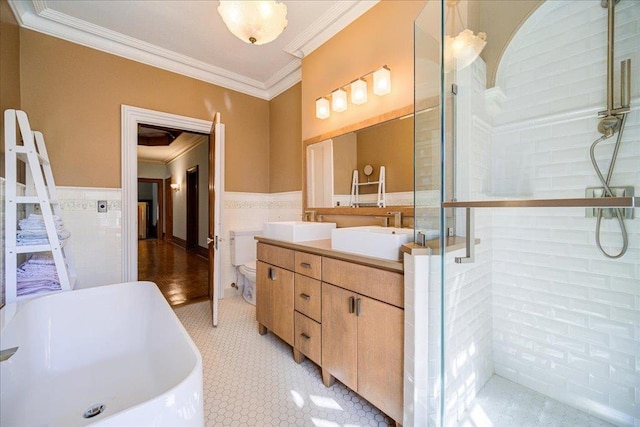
(97, 200), (108, 213)
(448, 227), (455, 237)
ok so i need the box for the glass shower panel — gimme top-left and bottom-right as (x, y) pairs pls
(439, 1), (639, 426)
(414, 1), (444, 425)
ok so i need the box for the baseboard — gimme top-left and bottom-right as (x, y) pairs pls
(196, 245), (209, 259)
(171, 236), (187, 248)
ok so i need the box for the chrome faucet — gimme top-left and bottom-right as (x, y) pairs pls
(303, 210), (316, 222)
(387, 211), (402, 228)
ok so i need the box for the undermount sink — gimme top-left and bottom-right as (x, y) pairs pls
(331, 226), (414, 261)
(263, 221), (336, 242)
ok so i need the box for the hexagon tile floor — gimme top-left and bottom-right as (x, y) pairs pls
(175, 297), (614, 427)
(174, 297), (395, 426)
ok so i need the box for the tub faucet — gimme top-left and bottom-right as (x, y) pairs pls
(387, 211), (402, 228)
(0, 346), (18, 362)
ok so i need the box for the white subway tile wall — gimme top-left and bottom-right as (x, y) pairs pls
(488, 1), (639, 425)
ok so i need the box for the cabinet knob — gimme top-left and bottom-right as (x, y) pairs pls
(268, 267), (277, 280)
(300, 262), (312, 269)
(348, 296), (355, 314)
(299, 293), (311, 300)
(356, 298), (362, 316)
(300, 333), (311, 341)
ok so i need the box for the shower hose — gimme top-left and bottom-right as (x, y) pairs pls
(589, 114), (629, 258)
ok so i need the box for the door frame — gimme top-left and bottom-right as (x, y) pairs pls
(137, 178), (163, 240)
(121, 106), (215, 282)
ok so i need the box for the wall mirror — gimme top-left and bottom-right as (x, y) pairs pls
(303, 107), (416, 214)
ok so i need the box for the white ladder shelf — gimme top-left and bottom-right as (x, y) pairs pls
(4, 109), (76, 303)
(349, 166), (386, 208)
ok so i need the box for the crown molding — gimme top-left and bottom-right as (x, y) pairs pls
(10, 0), (274, 99)
(9, 0), (378, 100)
(283, 1), (379, 59)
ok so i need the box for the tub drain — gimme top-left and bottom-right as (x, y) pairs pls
(83, 403), (105, 419)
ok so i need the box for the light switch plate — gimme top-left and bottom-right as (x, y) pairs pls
(97, 200), (108, 213)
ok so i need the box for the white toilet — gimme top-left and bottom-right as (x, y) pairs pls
(230, 229), (261, 305)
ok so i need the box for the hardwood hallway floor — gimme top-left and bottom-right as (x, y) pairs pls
(138, 239), (209, 306)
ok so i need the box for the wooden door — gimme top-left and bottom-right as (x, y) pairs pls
(321, 282), (358, 391)
(186, 166), (199, 249)
(256, 261), (272, 333)
(164, 177), (173, 241)
(357, 295), (404, 423)
(209, 114), (224, 327)
(269, 266), (295, 346)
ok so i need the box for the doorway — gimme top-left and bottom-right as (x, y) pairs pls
(123, 105), (224, 324)
(186, 166), (199, 250)
(137, 178), (163, 240)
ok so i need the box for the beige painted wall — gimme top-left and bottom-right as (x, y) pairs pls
(0, 0), (21, 178)
(332, 133), (357, 196)
(357, 116), (413, 194)
(468, 0), (543, 88)
(19, 29), (270, 191)
(269, 82), (301, 193)
(301, 0), (426, 141)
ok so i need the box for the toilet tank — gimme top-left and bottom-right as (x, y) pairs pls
(230, 229), (261, 266)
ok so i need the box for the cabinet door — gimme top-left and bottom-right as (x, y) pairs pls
(256, 261), (272, 332)
(356, 295), (404, 423)
(270, 266), (295, 346)
(321, 283), (357, 391)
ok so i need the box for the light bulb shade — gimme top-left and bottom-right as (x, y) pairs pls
(218, 1), (288, 45)
(373, 66), (391, 96)
(444, 29), (487, 72)
(332, 88), (348, 112)
(316, 97), (330, 119)
(350, 79), (368, 105)
(170, 183), (180, 191)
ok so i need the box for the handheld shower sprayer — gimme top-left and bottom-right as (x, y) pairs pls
(590, 0), (632, 259)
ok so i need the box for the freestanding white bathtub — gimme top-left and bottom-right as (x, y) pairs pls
(0, 281), (203, 426)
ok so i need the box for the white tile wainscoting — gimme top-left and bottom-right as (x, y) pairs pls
(2, 187), (302, 297)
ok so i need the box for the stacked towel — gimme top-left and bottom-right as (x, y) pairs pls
(17, 253), (62, 296)
(16, 214), (70, 246)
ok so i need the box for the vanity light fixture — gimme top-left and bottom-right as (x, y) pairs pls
(170, 183), (180, 192)
(316, 97), (331, 119)
(350, 78), (368, 105)
(217, 0), (288, 45)
(315, 65), (392, 120)
(332, 88), (348, 112)
(373, 66), (391, 96)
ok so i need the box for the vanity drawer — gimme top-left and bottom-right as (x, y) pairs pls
(321, 257), (404, 308)
(294, 311), (321, 365)
(295, 274), (321, 322)
(294, 251), (322, 279)
(257, 243), (295, 271)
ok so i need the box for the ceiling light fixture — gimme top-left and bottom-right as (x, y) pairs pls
(444, 0), (487, 72)
(315, 66), (392, 120)
(217, 0), (288, 45)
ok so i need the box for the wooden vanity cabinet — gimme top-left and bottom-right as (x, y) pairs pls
(256, 244), (295, 346)
(321, 258), (404, 424)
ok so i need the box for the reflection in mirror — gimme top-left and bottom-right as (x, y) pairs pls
(307, 115), (415, 208)
(306, 139), (334, 208)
